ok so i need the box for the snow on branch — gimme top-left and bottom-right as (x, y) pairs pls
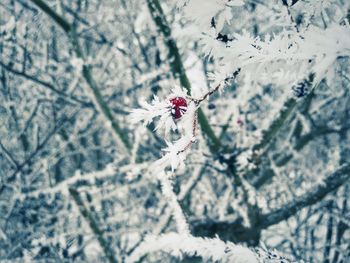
(131, 83), (227, 172)
(19, 163), (117, 199)
(130, 87), (189, 134)
(182, 1), (350, 88)
(225, 24), (350, 82)
(158, 172), (190, 234)
(199, 24), (350, 89)
(126, 232), (258, 263)
(182, 0), (245, 31)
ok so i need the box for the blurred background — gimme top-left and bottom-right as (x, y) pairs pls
(0, 0), (350, 262)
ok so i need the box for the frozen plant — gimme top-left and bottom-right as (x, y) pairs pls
(1, 0), (349, 262)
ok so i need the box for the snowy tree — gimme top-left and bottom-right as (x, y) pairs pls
(0, 0), (349, 262)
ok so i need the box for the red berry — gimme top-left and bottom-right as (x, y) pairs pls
(237, 118), (244, 126)
(170, 97), (187, 119)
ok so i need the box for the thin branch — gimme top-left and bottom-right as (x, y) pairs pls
(248, 75), (317, 189)
(7, 111), (78, 181)
(0, 139), (19, 168)
(30, 0), (71, 33)
(323, 201), (334, 263)
(69, 188), (119, 263)
(191, 163), (350, 243)
(281, 0), (300, 33)
(331, 185), (349, 263)
(254, 125), (350, 187)
(258, 163), (350, 229)
(252, 74), (315, 153)
(252, 98), (297, 152)
(0, 61), (91, 106)
(146, 0), (221, 153)
(194, 84), (222, 104)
